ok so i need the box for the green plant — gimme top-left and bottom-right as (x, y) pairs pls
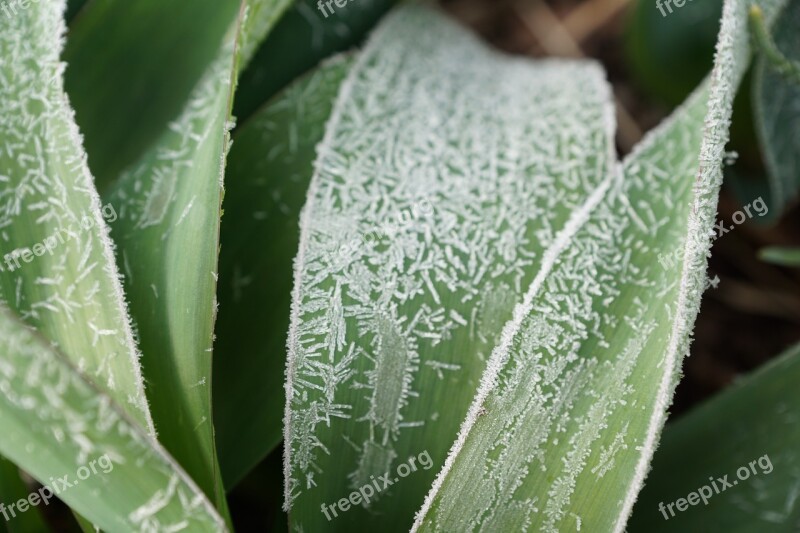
(0, 0), (796, 531)
(759, 245), (800, 267)
(752, 0), (800, 214)
(627, 0), (800, 217)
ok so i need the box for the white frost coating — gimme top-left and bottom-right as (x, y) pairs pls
(412, 169), (617, 531)
(411, 86), (701, 530)
(284, 4), (616, 519)
(0, 0), (153, 433)
(614, 0), (787, 530)
(0, 309), (225, 531)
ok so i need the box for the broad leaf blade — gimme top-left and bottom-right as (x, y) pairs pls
(414, 0), (787, 530)
(0, 0), (153, 433)
(103, 0), (292, 510)
(753, 0), (800, 215)
(0, 309), (226, 532)
(284, 6), (619, 530)
(215, 56), (353, 488)
(629, 342), (800, 532)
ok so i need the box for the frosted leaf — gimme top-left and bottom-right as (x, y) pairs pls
(0, 0), (152, 432)
(0, 308), (225, 531)
(283, 5), (616, 528)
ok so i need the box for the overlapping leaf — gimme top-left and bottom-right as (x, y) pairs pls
(94, 0), (292, 510)
(215, 56), (354, 488)
(0, 309), (226, 532)
(284, 6), (619, 530)
(415, 0), (786, 530)
(416, 84), (709, 533)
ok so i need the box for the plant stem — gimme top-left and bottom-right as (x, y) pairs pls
(749, 4), (800, 85)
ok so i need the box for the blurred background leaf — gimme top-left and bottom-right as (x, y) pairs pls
(759, 246), (800, 267)
(629, 342), (800, 532)
(752, 0), (800, 215)
(65, 0), (89, 23)
(624, 0), (721, 106)
(233, 0), (397, 122)
(0, 457), (48, 533)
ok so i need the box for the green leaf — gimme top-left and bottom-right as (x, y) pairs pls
(72, 513), (98, 533)
(759, 246), (800, 267)
(0, 308), (226, 532)
(100, 0), (292, 513)
(0, 0), (153, 434)
(753, 0), (800, 214)
(233, 0), (396, 122)
(415, 89), (710, 533)
(64, 0), (242, 192)
(624, 0), (722, 106)
(283, 5), (614, 529)
(0, 457), (48, 533)
(629, 342), (800, 532)
(65, 0), (89, 23)
(215, 56), (353, 488)
(283, 1), (786, 531)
